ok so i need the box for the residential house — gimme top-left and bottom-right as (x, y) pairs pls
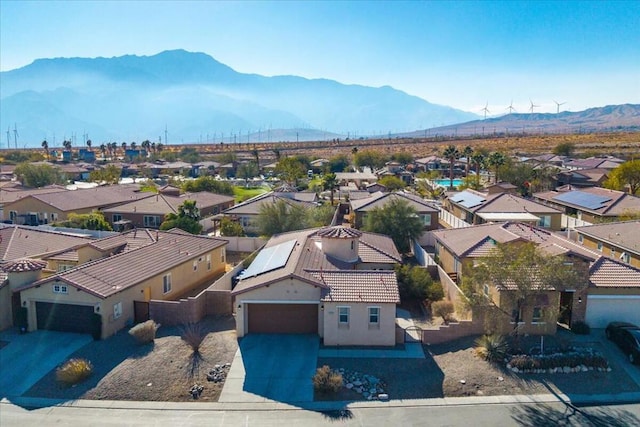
(444, 188), (563, 230)
(16, 230), (228, 339)
(3, 184), (149, 225)
(533, 186), (640, 223)
(0, 184), (69, 222)
(575, 221), (640, 268)
(564, 156), (624, 171)
(554, 168), (609, 189)
(231, 226), (402, 346)
(414, 156), (446, 173)
(335, 171), (378, 190)
(102, 192), (235, 230)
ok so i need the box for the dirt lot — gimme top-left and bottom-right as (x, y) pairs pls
(317, 335), (640, 401)
(25, 316), (237, 402)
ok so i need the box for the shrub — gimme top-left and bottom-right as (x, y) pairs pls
(56, 358), (93, 385)
(312, 365), (343, 394)
(180, 323), (207, 353)
(129, 320), (160, 344)
(431, 300), (455, 323)
(571, 321), (591, 335)
(475, 334), (509, 363)
(507, 349), (608, 372)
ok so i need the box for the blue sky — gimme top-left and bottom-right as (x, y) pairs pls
(1, 1), (638, 114)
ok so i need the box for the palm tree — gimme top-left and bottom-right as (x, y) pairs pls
(41, 140), (49, 160)
(322, 172), (339, 206)
(442, 145), (460, 189)
(156, 142), (164, 153)
(151, 142), (156, 153)
(252, 148), (260, 171)
(99, 143), (106, 160)
(130, 141), (137, 151)
(86, 139), (92, 151)
(462, 146), (473, 176)
(273, 148), (281, 161)
(471, 152), (486, 189)
(121, 142), (127, 155)
(488, 151), (506, 183)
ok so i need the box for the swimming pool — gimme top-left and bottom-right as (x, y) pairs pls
(432, 178), (464, 188)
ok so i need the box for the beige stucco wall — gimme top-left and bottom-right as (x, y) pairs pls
(4, 197), (87, 223)
(322, 302), (396, 346)
(233, 278), (323, 337)
(495, 290), (560, 335)
(0, 285), (12, 330)
(580, 235), (640, 268)
(321, 237), (359, 262)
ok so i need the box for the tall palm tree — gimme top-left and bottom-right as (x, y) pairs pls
(471, 152), (486, 189)
(130, 141), (137, 150)
(41, 140), (49, 160)
(252, 148), (260, 171)
(322, 172), (338, 206)
(462, 146), (473, 176)
(99, 143), (107, 160)
(121, 142), (127, 155)
(488, 151), (506, 183)
(442, 145), (460, 189)
(86, 139), (92, 151)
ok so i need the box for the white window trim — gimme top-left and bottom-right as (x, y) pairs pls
(206, 254), (212, 271)
(193, 260), (198, 271)
(368, 306), (380, 325)
(531, 306), (544, 324)
(163, 273), (172, 294)
(113, 302), (123, 320)
(53, 284), (68, 294)
(337, 306), (350, 325)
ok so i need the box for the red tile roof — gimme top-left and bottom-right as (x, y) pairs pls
(589, 257), (640, 288)
(310, 270), (400, 303)
(1, 258), (48, 273)
(0, 225), (92, 261)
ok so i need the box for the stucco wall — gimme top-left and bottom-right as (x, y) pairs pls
(496, 291), (560, 335)
(0, 285), (12, 330)
(322, 302), (396, 346)
(580, 235), (640, 268)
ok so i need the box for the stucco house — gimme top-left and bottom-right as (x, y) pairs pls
(575, 220), (640, 268)
(16, 230), (228, 339)
(231, 226), (402, 346)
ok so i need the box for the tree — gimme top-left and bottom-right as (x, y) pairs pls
(553, 142), (575, 157)
(462, 242), (588, 339)
(391, 151), (414, 166)
(378, 175), (406, 191)
(487, 151), (506, 183)
(160, 200), (203, 234)
(86, 139), (92, 151)
(327, 154), (350, 173)
(322, 172), (339, 205)
(182, 176), (234, 195)
(307, 203), (336, 227)
(362, 198), (423, 253)
(180, 147), (200, 164)
(88, 164), (122, 184)
(395, 264), (444, 302)
(256, 199), (309, 237)
(471, 153), (485, 188)
(442, 145), (460, 189)
(237, 161), (259, 184)
(14, 162), (66, 188)
(275, 156), (306, 185)
(41, 140), (49, 160)
(220, 217), (245, 237)
(63, 139), (72, 154)
(604, 160), (640, 195)
(99, 143), (107, 160)
(251, 148), (260, 171)
(53, 211), (112, 231)
(353, 149), (387, 170)
(462, 146), (474, 176)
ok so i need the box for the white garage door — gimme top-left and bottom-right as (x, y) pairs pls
(585, 295), (640, 328)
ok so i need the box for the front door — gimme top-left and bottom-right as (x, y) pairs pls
(559, 291), (574, 326)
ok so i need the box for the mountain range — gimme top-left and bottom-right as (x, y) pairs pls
(0, 50), (478, 147)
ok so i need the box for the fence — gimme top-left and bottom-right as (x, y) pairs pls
(562, 214), (592, 231)
(219, 236), (266, 253)
(436, 264), (472, 321)
(412, 239), (437, 267)
(439, 209), (471, 229)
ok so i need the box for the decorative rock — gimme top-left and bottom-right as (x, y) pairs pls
(378, 393), (389, 401)
(459, 380), (466, 384)
(346, 383), (353, 389)
(189, 384), (204, 399)
(497, 376), (504, 382)
(147, 382), (153, 387)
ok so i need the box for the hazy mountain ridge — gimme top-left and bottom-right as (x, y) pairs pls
(0, 49), (477, 146)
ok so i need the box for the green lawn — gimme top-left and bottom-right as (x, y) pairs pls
(232, 185), (269, 203)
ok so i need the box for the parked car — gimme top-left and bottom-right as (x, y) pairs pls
(605, 321), (640, 364)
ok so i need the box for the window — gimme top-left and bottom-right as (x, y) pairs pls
(532, 307), (543, 323)
(621, 252), (630, 264)
(511, 307), (524, 324)
(338, 306), (350, 324)
(163, 273), (172, 294)
(350, 240), (354, 250)
(483, 283), (490, 298)
(221, 248), (225, 263)
(113, 302), (123, 319)
(578, 234), (583, 244)
(144, 215), (161, 228)
(53, 284), (68, 294)
(421, 214), (432, 226)
(597, 242), (603, 252)
(206, 254), (211, 270)
(193, 260), (198, 271)
(57, 264), (74, 272)
(112, 214), (122, 222)
(51, 213), (58, 221)
(537, 215), (551, 228)
(368, 307), (380, 325)
(610, 248), (616, 258)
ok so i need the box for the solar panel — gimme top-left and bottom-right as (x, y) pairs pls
(450, 191), (485, 209)
(238, 239), (297, 280)
(553, 191), (611, 210)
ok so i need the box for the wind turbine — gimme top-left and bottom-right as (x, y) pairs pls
(529, 99), (539, 114)
(13, 123), (19, 149)
(481, 101), (490, 120)
(553, 100), (566, 114)
(6, 127), (10, 149)
(506, 100), (516, 114)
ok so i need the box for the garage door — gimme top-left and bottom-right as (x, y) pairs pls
(585, 296), (640, 328)
(36, 302), (95, 334)
(248, 303), (318, 334)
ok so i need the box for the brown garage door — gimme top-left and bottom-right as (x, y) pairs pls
(248, 303), (318, 334)
(36, 302), (95, 334)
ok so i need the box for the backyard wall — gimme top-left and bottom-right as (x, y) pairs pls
(219, 236), (266, 253)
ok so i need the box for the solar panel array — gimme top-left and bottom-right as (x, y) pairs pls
(553, 191), (611, 210)
(450, 191), (486, 209)
(238, 239), (297, 280)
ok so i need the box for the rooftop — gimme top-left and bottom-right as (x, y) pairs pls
(589, 257), (640, 288)
(575, 220), (640, 255)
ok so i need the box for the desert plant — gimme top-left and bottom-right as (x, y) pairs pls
(475, 334), (509, 363)
(129, 320), (160, 344)
(431, 300), (455, 323)
(312, 365), (343, 394)
(180, 322), (207, 354)
(571, 321), (591, 335)
(56, 358), (93, 385)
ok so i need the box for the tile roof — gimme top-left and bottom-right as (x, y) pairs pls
(0, 225), (93, 261)
(0, 185), (68, 204)
(576, 220), (640, 255)
(351, 191), (439, 213)
(20, 231), (228, 299)
(309, 270), (400, 303)
(1, 258), (48, 273)
(88, 228), (158, 252)
(102, 192), (234, 215)
(222, 192), (316, 215)
(533, 187), (640, 216)
(22, 184), (149, 212)
(449, 190), (560, 215)
(316, 226), (362, 239)
(589, 257), (640, 288)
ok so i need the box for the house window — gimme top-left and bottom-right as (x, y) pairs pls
(144, 215), (161, 228)
(351, 240), (354, 250)
(578, 234), (583, 244)
(113, 302), (123, 319)
(112, 214), (122, 222)
(221, 248), (225, 263)
(53, 284), (68, 294)
(511, 307), (524, 324)
(338, 306), (350, 324)
(51, 213), (58, 221)
(206, 254), (212, 270)
(621, 252), (630, 264)
(610, 248), (616, 258)
(57, 264), (74, 272)
(537, 215), (551, 228)
(368, 307), (380, 325)
(163, 273), (172, 294)
(193, 260), (198, 271)
(9, 211), (17, 222)
(597, 242), (603, 252)
(421, 214), (432, 226)
(532, 307), (543, 323)
(483, 283), (490, 298)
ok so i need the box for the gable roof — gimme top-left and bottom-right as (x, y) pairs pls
(19, 231), (228, 299)
(575, 220), (640, 256)
(351, 191), (439, 213)
(16, 184), (149, 212)
(533, 187), (640, 216)
(449, 190), (560, 215)
(222, 191), (316, 215)
(310, 270), (400, 303)
(0, 184), (68, 204)
(589, 256), (640, 288)
(102, 192), (234, 215)
(0, 224), (93, 261)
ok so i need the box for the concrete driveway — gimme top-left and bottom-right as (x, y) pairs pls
(0, 329), (93, 397)
(219, 334), (319, 403)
